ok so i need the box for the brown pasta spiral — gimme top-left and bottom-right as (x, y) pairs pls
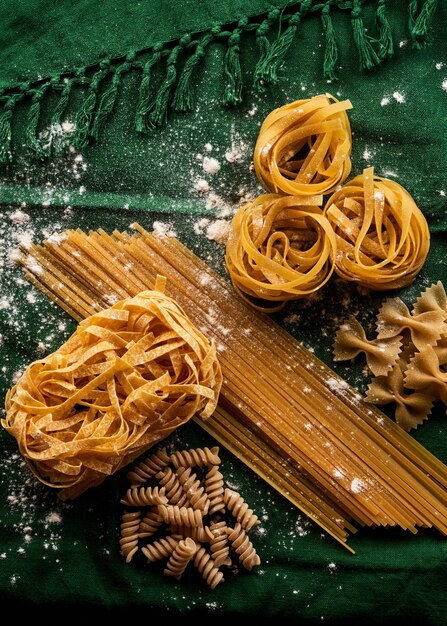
(253, 94), (352, 196)
(158, 504), (204, 527)
(163, 537), (198, 580)
(141, 535), (179, 562)
(225, 193), (337, 311)
(193, 546), (225, 589)
(323, 167), (430, 290)
(170, 446), (221, 469)
(119, 511), (141, 563)
(227, 523), (261, 571)
(126, 448), (170, 487)
(120, 486), (168, 508)
(224, 488), (260, 531)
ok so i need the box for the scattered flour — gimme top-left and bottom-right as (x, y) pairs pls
(202, 156), (221, 174)
(204, 219), (231, 244)
(152, 221), (177, 238)
(350, 478), (366, 494)
(392, 91), (405, 103)
(194, 178), (210, 193)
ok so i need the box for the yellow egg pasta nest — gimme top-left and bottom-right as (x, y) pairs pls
(253, 93), (353, 197)
(2, 278), (222, 499)
(324, 167), (430, 290)
(225, 193), (336, 311)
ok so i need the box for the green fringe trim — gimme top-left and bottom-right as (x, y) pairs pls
(0, 0), (440, 163)
(321, 3), (338, 80)
(375, 0), (394, 60)
(409, 0), (438, 48)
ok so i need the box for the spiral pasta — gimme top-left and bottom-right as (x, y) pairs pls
(227, 523), (261, 571)
(170, 446), (221, 469)
(205, 466), (225, 516)
(120, 486), (168, 508)
(2, 282), (222, 500)
(176, 466), (210, 513)
(119, 511), (141, 563)
(141, 535), (179, 562)
(156, 467), (189, 507)
(119, 444), (261, 589)
(225, 193), (337, 311)
(163, 537), (198, 580)
(157, 504), (204, 528)
(324, 167), (430, 290)
(193, 546), (225, 590)
(126, 448), (170, 487)
(209, 520), (231, 568)
(254, 94), (353, 196)
(224, 488), (260, 531)
(139, 511), (163, 538)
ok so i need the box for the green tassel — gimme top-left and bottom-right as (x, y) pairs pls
(253, 18), (298, 87)
(72, 66), (108, 150)
(222, 33), (243, 106)
(90, 70), (122, 141)
(376, 0), (394, 60)
(351, 2), (381, 70)
(410, 0), (438, 48)
(253, 1), (312, 88)
(50, 79), (73, 128)
(148, 60), (178, 127)
(172, 38), (209, 112)
(25, 83), (51, 159)
(321, 4), (338, 80)
(0, 106), (13, 164)
(135, 50), (162, 133)
(253, 9), (281, 92)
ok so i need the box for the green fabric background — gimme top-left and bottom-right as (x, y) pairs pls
(1, 1), (447, 622)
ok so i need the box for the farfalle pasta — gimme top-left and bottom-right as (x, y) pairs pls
(324, 167), (430, 290)
(253, 93), (353, 196)
(225, 193), (336, 311)
(2, 279), (222, 499)
(334, 282), (447, 431)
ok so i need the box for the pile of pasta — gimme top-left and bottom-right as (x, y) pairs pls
(333, 281), (447, 431)
(2, 278), (222, 499)
(120, 444), (261, 588)
(226, 94), (430, 310)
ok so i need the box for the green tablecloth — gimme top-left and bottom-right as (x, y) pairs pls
(1, 1), (447, 622)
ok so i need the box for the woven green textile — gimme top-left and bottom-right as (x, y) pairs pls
(1, 1), (447, 622)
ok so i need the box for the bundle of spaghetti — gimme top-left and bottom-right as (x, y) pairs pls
(2, 277), (222, 499)
(225, 193), (337, 311)
(15, 226), (447, 548)
(323, 167), (430, 290)
(253, 94), (353, 196)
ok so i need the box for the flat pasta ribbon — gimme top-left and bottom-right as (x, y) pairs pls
(253, 93), (353, 196)
(225, 193), (336, 311)
(324, 167), (430, 290)
(2, 280), (222, 500)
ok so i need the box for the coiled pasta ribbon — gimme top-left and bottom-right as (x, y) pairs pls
(253, 93), (352, 196)
(324, 167), (430, 290)
(3, 280), (222, 499)
(225, 193), (337, 311)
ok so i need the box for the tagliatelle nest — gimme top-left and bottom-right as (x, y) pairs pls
(2, 277), (222, 500)
(253, 93), (353, 197)
(224, 193), (336, 311)
(324, 167), (430, 290)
